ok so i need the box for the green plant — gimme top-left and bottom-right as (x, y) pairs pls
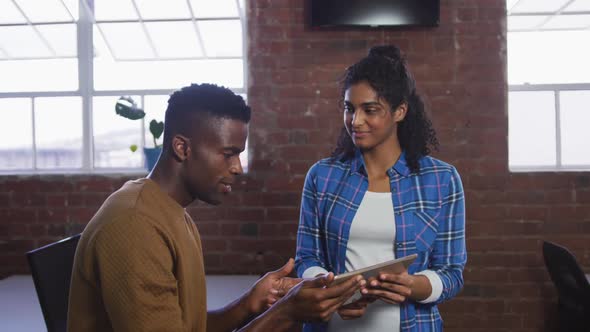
(115, 96), (164, 149)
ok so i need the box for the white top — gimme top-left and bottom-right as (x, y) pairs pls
(303, 191), (443, 332)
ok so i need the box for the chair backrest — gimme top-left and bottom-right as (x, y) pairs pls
(26, 234), (81, 332)
(542, 241), (590, 315)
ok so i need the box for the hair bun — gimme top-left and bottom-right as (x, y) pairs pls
(368, 45), (402, 62)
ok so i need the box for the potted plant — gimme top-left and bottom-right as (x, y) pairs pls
(115, 96), (164, 171)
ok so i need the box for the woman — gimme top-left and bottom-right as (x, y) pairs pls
(295, 45), (466, 332)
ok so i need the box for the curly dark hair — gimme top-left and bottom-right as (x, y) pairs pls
(332, 45), (439, 173)
(163, 83), (251, 149)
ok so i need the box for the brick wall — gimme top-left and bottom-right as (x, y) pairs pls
(1, 0), (589, 331)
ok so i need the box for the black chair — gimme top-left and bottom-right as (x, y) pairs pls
(26, 234), (81, 332)
(542, 241), (590, 331)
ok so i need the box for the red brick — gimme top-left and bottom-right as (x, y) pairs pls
(46, 193), (67, 207)
(0, 239), (35, 253)
(0, 223), (28, 237)
(75, 179), (113, 192)
(266, 207), (299, 222)
(201, 239), (228, 252)
(225, 208), (264, 222)
(264, 176), (305, 192)
(0, 193), (11, 207)
(0, 208), (37, 223)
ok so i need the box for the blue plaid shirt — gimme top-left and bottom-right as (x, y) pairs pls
(295, 151), (466, 332)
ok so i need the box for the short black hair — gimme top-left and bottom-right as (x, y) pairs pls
(332, 45), (439, 173)
(163, 83), (251, 148)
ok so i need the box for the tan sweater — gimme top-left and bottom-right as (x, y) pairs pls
(68, 178), (207, 332)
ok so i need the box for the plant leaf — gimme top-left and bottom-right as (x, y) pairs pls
(150, 120), (164, 140)
(115, 96), (145, 120)
(130, 144), (138, 152)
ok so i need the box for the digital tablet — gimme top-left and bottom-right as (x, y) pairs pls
(331, 253), (418, 286)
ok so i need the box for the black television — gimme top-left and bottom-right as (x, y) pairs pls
(311, 0), (440, 28)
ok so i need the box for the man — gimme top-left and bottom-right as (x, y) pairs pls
(68, 83), (365, 332)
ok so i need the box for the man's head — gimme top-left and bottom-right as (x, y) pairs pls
(162, 83), (251, 205)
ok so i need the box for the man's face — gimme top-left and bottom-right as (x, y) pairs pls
(182, 117), (248, 205)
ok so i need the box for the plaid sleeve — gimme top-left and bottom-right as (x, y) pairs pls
(431, 166), (467, 303)
(295, 164), (327, 277)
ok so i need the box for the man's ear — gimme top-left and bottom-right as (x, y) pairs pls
(394, 102), (408, 122)
(171, 135), (191, 161)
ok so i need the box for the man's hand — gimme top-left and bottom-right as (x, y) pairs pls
(246, 259), (301, 314)
(278, 272), (365, 322)
(361, 271), (414, 304)
(233, 270), (366, 331)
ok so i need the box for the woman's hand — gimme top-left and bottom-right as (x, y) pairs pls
(336, 297), (376, 320)
(362, 271), (414, 304)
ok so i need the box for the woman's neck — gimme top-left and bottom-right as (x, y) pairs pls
(362, 140), (402, 179)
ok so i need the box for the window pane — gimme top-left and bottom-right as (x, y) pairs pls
(97, 22), (153, 59)
(239, 94), (248, 172)
(508, 31), (590, 84)
(190, 0), (239, 18)
(544, 15), (590, 30)
(0, 59), (78, 92)
(93, 96), (142, 168)
(34, 97), (82, 169)
(506, 0), (520, 11)
(145, 22), (202, 58)
(560, 91), (590, 166)
(0, 26), (52, 58)
(0, 0), (26, 24)
(0, 98), (33, 169)
(36, 23), (77, 57)
(93, 25), (112, 60)
(61, 0), (78, 20)
(136, 0), (190, 19)
(94, 59), (243, 90)
(143, 95), (168, 148)
(510, 0), (570, 13)
(198, 20), (242, 57)
(94, 0), (137, 21)
(508, 91), (556, 168)
(17, 0), (73, 23)
(564, 0), (590, 12)
(507, 15), (549, 30)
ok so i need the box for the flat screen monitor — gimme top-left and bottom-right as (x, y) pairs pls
(311, 0), (440, 28)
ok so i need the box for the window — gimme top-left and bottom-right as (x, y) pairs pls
(0, 0), (247, 173)
(507, 0), (590, 171)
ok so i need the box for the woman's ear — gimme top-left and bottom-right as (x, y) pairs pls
(393, 102), (408, 122)
(171, 135), (191, 161)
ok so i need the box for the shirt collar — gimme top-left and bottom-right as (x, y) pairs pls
(350, 149), (411, 178)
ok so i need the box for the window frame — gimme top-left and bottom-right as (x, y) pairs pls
(0, 0), (248, 175)
(508, 83), (590, 172)
(507, 0), (590, 172)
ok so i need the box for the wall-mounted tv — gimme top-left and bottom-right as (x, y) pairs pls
(311, 0), (440, 28)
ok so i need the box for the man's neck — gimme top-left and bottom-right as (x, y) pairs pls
(147, 162), (193, 208)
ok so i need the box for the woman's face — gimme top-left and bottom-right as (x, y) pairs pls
(343, 81), (406, 152)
